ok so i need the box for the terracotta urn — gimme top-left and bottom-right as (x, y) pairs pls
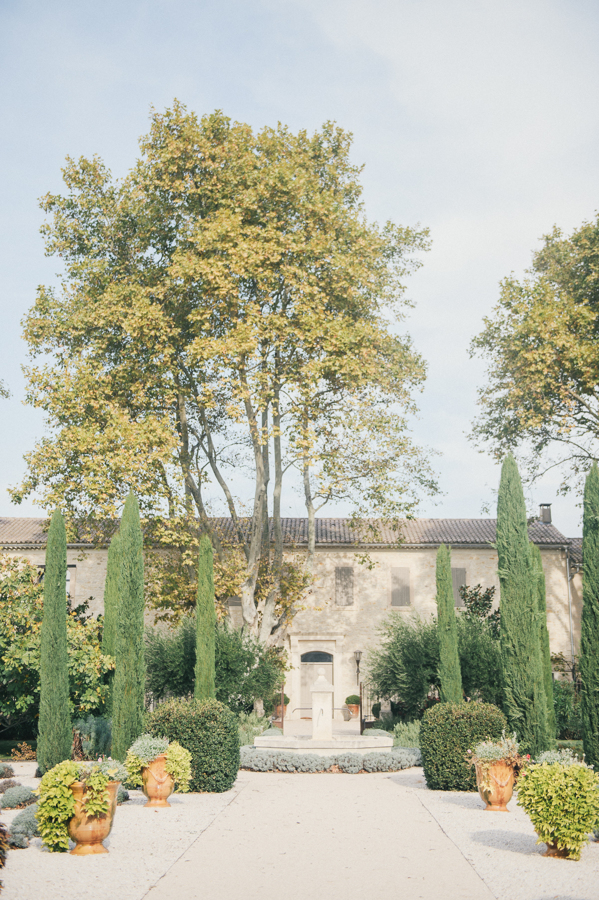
(475, 760), (515, 812)
(68, 780), (119, 855)
(542, 841), (573, 859)
(142, 754), (175, 808)
(274, 704), (288, 719)
(347, 704), (360, 719)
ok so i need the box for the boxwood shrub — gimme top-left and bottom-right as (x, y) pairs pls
(420, 702), (507, 791)
(146, 697), (239, 793)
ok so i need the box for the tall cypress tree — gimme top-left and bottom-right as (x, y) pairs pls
(37, 509), (72, 773)
(497, 454), (549, 755)
(530, 541), (556, 742)
(435, 544), (463, 703)
(580, 462), (599, 768)
(111, 494), (145, 759)
(194, 534), (216, 700)
(101, 529), (121, 713)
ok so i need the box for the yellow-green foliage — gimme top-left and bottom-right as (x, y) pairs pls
(35, 760), (79, 852)
(517, 761), (599, 859)
(125, 738), (192, 792)
(36, 759), (124, 852)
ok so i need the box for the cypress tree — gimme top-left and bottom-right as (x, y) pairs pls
(111, 493), (145, 759)
(101, 529), (121, 713)
(530, 541), (556, 742)
(194, 534), (216, 700)
(37, 509), (72, 773)
(497, 454), (549, 755)
(580, 462), (599, 768)
(435, 544), (463, 703)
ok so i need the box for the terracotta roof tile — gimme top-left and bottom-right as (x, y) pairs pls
(0, 515), (570, 549)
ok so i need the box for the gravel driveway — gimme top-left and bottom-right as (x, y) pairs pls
(2, 763), (598, 900)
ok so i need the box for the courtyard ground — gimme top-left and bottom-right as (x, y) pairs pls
(2, 761), (598, 900)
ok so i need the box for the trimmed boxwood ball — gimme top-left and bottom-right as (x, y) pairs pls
(146, 697), (239, 793)
(420, 702), (507, 791)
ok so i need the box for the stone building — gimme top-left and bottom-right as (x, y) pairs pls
(0, 511), (581, 719)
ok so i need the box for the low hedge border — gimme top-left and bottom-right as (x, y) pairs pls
(240, 746), (421, 773)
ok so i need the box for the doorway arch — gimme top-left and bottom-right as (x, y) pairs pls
(300, 651), (333, 716)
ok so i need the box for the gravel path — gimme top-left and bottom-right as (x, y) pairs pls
(2, 764), (599, 900)
(391, 767), (599, 900)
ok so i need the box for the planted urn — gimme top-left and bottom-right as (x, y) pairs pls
(36, 758), (126, 855)
(125, 734), (192, 807)
(468, 732), (522, 812)
(517, 749), (599, 859)
(345, 695), (360, 719)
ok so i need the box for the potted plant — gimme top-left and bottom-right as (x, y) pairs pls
(517, 749), (599, 859)
(273, 694), (290, 719)
(345, 695), (361, 718)
(125, 734), (192, 807)
(36, 757), (126, 855)
(468, 732), (522, 812)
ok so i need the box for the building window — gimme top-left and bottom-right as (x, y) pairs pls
(37, 565), (76, 600)
(451, 568), (467, 607)
(391, 567), (411, 606)
(335, 567), (354, 606)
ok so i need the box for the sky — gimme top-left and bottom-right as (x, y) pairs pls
(2, 0), (599, 536)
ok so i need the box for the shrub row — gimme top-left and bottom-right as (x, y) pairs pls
(420, 702), (507, 791)
(146, 697), (239, 793)
(240, 746), (421, 773)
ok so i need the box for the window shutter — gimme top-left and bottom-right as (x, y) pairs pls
(451, 568), (467, 607)
(335, 567), (354, 606)
(391, 567), (411, 606)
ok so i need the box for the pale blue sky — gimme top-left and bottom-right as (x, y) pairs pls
(2, 0), (599, 535)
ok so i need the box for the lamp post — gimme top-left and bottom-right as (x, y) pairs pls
(354, 650), (362, 685)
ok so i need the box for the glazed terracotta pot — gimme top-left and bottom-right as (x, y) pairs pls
(142, 754), (174, 808)
(274, 704), (288, 719)
(475, 760), (515, 812)
(347, 704), (360, 719)
(68, 780), (119, 855)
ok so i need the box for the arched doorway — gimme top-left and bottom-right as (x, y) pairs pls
(300, 651), (333, 717)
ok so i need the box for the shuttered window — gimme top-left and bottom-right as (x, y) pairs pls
(335, 567), (354, 606)
(452, 568), (467, 607)
(391, 567), (411, 606)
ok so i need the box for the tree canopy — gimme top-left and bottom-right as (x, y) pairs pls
(15, 102), (436, 643)
(471, 214), (599, 492)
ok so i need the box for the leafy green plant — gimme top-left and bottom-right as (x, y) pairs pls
(517, 760), (599, 859)
(345, 695), (360, 705)
(0, 785), (36, 809)
(146, 697), (239, 793)
(36, 758), (125, 852)
(0, 821), (7, 888)
(238, 711), (269, 747)
(393, 720), (420, 748)
(8, 803), (39, 848)
(420, 702), (507, 791)
(0, 554), (113, 739)
(125, 733), (192, 792)
(273, 694), (290, 706)
(145, 617), (286, 714)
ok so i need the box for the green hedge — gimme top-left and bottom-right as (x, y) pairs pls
(146, 697), (239, 793)
(420, 702), (507, 790)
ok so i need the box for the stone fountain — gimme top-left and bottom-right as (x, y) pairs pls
(253, 667), (393, 757)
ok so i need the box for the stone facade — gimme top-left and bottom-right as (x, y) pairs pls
(0, 515), (580, 719)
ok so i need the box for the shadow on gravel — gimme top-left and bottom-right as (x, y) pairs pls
(470, 828), (542, 855)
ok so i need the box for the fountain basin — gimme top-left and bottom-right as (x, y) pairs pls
(253, 731), (393, 757)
